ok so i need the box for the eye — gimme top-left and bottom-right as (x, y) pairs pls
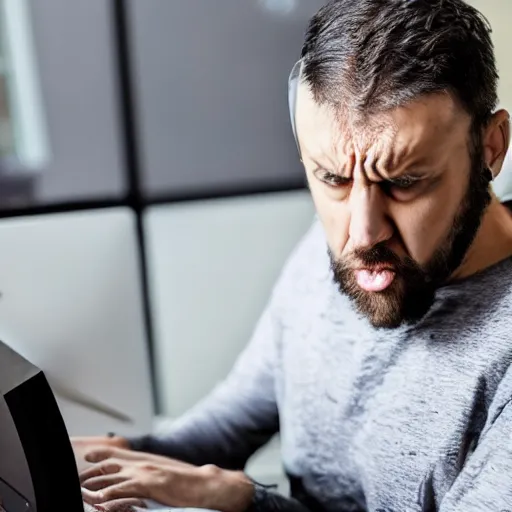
(316, 170), (351, 188)
(390, 176), (419, 190)
(381, 175), (425, 199)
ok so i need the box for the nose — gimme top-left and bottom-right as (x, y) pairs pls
(348, 183), (393, 250)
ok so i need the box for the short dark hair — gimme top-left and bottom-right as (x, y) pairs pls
(301, 0), (498, 129)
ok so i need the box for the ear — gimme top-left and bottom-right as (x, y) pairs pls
(483, 109), (510, 180)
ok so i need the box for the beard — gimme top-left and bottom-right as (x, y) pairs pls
(330, 150), (492, 329)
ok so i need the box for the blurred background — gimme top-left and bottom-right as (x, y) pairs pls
(0, 0), (510, 485)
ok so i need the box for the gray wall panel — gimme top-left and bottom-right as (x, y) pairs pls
(0, 208), (153, 437)
(144, 190), (315, 417)
(129, 0), (324, 197)
(28, 0), (125, 203)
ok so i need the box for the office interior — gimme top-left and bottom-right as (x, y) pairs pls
(0, 0), (511, 489)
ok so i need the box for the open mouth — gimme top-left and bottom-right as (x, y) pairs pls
(354, 267), (396, 292)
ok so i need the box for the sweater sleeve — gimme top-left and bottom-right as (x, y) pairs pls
(128, 302), (281, 471)
(244, 483), (313, 512)
(438, 395), (512, 511)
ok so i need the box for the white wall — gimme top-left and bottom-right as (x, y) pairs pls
(0, 208), (154, 437)
(469, 1), (512, 108)
(470, 1), (512, 201)
(144, 190), (315, 417)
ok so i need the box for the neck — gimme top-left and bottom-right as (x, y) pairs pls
(452, 195), (512, 280)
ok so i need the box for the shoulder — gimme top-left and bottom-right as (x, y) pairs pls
(471, 257), (512, 330)
(445, 257), (512, 331)
(270, 217), (331, 307)
(487, 361), (512, 428)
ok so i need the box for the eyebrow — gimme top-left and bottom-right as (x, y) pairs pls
(309, 156), (432, 180)
(387, 174), (425, 184)
(370, 167), (433, 188)
(309, 157), (349, 176)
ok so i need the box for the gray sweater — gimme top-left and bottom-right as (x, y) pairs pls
(131, 221), (512, 512)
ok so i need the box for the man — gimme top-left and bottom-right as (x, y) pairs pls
(75, 0), (512, 510)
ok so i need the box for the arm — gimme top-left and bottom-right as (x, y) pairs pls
(82, 305), (315, 511)
(129, 303), (281, 470)
(439, 397), (512, 511)
(81, 450), (313, 512)
(82, 221), (322, 511)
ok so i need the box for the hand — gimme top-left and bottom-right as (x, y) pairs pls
(80, 447), (254, 512)
(72, 435), (130, 472)
(83, 497), (145, 512)
(72, 435), (130, 453)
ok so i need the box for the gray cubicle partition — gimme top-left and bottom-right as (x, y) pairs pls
(0, 0), (126, 210)
(0, 1), (325, 423)
(128, 0), (324, 198)
(0, 208), (154, 437)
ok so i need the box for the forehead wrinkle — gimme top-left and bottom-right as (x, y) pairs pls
(323, 115), (354, 175)
(372, 135), (400, 180)
(297, 84), (470, 179)
(357, 94), (469, 178)
(341, 118), (398, 181)
(382, 128), (418, 177)
(387, 95), (467, 170)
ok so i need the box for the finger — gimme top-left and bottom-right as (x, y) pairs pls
(94, 498), (147, 511)
(87, 448), (155, 464)
(85, 447), (116, 463)
(82, 487), (101, 505)
(86, 447), (143, 464)
(80, 461), (122, 483)
(82, 488), (146, 510)
(73, 441), (108, 463)
(81, 474), (127, 492)
(72, 436), (118, 451)
(87, 448), (190, 469)
(96, 481), (145, 503)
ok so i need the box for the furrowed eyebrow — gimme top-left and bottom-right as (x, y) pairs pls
(387, 174), (424, 184)
(309, 157), (353, 177)
(310, 156), (339, 170)
(308, 153), (437, 182)
(372, 164), (432, 183)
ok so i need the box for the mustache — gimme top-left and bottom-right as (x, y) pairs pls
(330, 242), (427, 290)
(350, 243), (403, 268)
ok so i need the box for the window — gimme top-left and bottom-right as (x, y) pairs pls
(0, 0), (49, 171)
(0, 10), (14, 158)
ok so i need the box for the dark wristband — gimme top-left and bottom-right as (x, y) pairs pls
(246, 478), (279, 511)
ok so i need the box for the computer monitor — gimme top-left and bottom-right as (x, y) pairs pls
(0, 207), (153, 439)
(0, 341), (83, 512)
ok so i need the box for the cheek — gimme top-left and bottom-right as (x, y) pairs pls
(394, 185), (464, 265)
(308, 178), (350, 256)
